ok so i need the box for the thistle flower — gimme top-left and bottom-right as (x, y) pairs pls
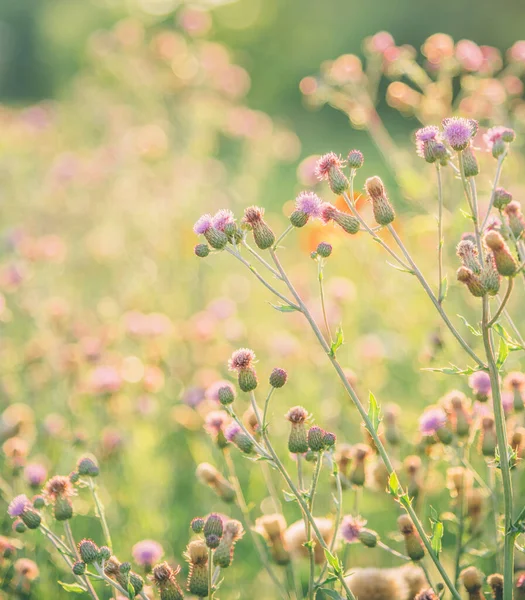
(345, 567), (409, 600)
(204, 411), (230, 449)
(193, 214), (228, 250)
(484, 126), (515, 158)
(77, 455), (99, 477)
(14, 558), (39, 582)
(349, 443), (370, 486)
(243, 206), (275, 250)
(285, 406), (309, 453)
(185, 539), (209, 597)
(255, 514), (290, 565)
(457, 266), (486, 297)
(315, 152), (349, 195)
(291, 191), (324, 228)
(384, 404), (401, 446)
(211, 209), (235, 233)
(484, 230), (518, 276)
(284, 517), (333, 564)
(150, 562), (184, 600)
(225, 422), (254, 454)
(419, 406), (447, 436)
(487, 573), (503, 600)
(467, 488), (485, 532)
(480, 416), (497, 457)
(447, 467), (472, 499)
(132, 540), (164, 569)
(442, 117), (478, 151)
(228, 348), (258, 392)
(321, 202), (360, 234)
(340, 515), (366, 543)
(504, 371), (525, 412)
(397, 514), (424, 561)
(43, 475), (75, 521)
(307, 425), (326, 452)
(504, 201), (525, 239)
(335, 444), (353, 487)
(493, 187), (512, 210)
(7, 495), (30, 518)
(462, 145), (479, 177)
(347, 149), (364, 169)
(24, 464), (47, 489)
(404, 455), (423, 500)
(196, 463), (235, 503)
(469, 371), (491, 402)
(460, 566), (484, 600)
(444, 391), (471, 437)
(78, 539), (99, 564)
(213, 519), (244, 568)
(480, 252), (501, 296)
(456, 239), (481, 273)
(269, 367), (287, 388)
(365, 176), (395, 226)
(415, 126), (447, 163)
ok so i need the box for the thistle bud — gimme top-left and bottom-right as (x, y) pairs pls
(485, 230), (518, 276)
(457, 240), (481, 273)
(285, 406), (309, 453)
(191, 517), (205, 534)
(69, 472), (80, 484)
(504, 201), (525, 239)
(404, 455), (422, 500)
(255, 515), (290, 565)
(460, 566), (484, 600)
(347, 149), (364, 169)
(129, 571), (145, 595)
(98, 546), (111, 561)
(194, 244), (210, 258)
(205, 534), (220, 549)
(384, 404), (401, 446)
(365, 176), (395, 226)
(20, 507), (41, 530)
(290, 210), (309, 228)
(494, 188), (512, 210)
(238, 367), (258, 393)
(217, 385), (235, 405)
(243, 206), (275, 250)
(358, 528), (378, 548)
(78, 539), (99, 564)
(120, 562), (131, 575)
(480, 253), (501, 296)
(321, 203), (360, 234)
(397, 514), (424, 561)
(487, 573), (503, 600)
(32, 495), (45, 509)
(307, 426), (326, 452)
(349, 444), (370, 487)
(315, 153), (349, 195)
(225, 423), (254, 455)
(72, 561), (86, 575)
(467, 488), (484, 533)
(228, 348), (258, 392)
(480, 416), (497, 457)
(447, 467), (472, 499)
(457, 266), (486, 297)
(269, 368), (288, 388)
(462, 146), (479, 177)
(77, 456), (99, 477)
(213, 519), (244, 568)
(316, 242), (332, 258)
(196, 463), (235, 503)
(186, 539), (209, 598)
(151, 562), (184, 600)
(204, 514), (224, 539)
(323, 431), (336, 448)
(54, 496), (73, 521)
(14, 520), (26, 534)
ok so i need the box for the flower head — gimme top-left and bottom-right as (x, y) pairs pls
(132, 540), (164, 567)
(193, 214), (213, 235)
(295, 191), (323, 218)
(224, 422), (242, 443)
(315, 152), (345, 181)
(468, 371), (491, 397)
(340, 515), (366, 543)
(8, 495), (30, 518)
(24, 464), (48, 488)
(228, 348), (256, 372)
(484, 126), (515, 149)
(442, 117), (478, 151)
(205, 380), (235, 403)
(204, 411), (229, 436)
(419, 406), (447, 436)
(43, 475), (74, 501)
(285, 406), (308, 424)
(211, 210), (235, 232)
(243, 206), (264, 225)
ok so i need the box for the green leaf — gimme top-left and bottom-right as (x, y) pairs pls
(429, 506), (444, 557)
(423, 364), (481, 376)
(493, 323), (524, 352)
(269, 303), (300, 313)
(316, 589), (344, 600)
(128, 582), (136, 597)
(368, 391), (381, 434)
(439, 275), (448, 303)
(457, 314), (481, 336)
(57, 582), (86, 594)
(496, 336), (509, 369)
(386, 261), (415, 275)
(282, 490), (298, 503)
(329, 326), (344, 358)
(323, 549), (342, 576)
(388, 472), (400, 497)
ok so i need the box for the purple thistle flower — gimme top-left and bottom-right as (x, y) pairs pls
(340, 515), (366, 543)
(502, 392), (514, 414)
(211, 210), (235, 232)
(415, 125), (440, 158)
(295, 191), (323, 218)
(484, 126), (515, 150)
(419, 406), (447, 435)
(24, 463), (48, 488)
(8, 495), (30, 518)
(225, 422), (242, 442)
(442, 117), (478, 151)
(468, 371), (492, 397)
(205, 380), (235, 403)
(193, 214), (213, 235)
(204, 410), (229, 435)
(132, 539), (164, 567)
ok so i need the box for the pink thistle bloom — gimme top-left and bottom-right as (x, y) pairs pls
(132, 540), (164, 567)
(502, 392), (514, 414)
(442, 117), (478, 151)
(204, 411), (229, 435)
(225, 422), (242, 442)
(7, 495), (30, 518)
(340, 515), (366, 543)
(320, 202), (338, 224)
(419, 406), (447, 435)
(505, 372), (525, 391)
(228, 348), (256, 372)
(415, 126), (440, 158)
(468, 371), (491, 397)
(205, 380), (235, 403)
(483, 126), (515, 150)
(193, 214), (213, 235)
(315, 153), (344, 181)
(24, 464), (48, 488)
(211, 209), (235, 232)
(295, 191), (323, 218)
(89, 366), (122, 395)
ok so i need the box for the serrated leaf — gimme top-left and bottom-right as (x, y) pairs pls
(422, 364), (481, 376)
(269, 303), (300, 313)
(429, 506), (444, 557)
(493, 323), (524, 351)
(439, 275), (448, 303)
(496, 336), (509, 368)
(57, 581), (86, 594)
(368, 391), (381, 434)
(329, 326), (344, 358)
(457, 314), (481, 336)
(323, 549), (342, 575)
(388, 472), (400, 497)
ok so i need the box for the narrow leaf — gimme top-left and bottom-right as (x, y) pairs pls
(57, 581), (86, 594)
(496, 336), (509, 369)
(368, 391), (381, 433)
(329, 326), (344, 358)
(269, 303), (300, 313)
(457, 314), (481, 336)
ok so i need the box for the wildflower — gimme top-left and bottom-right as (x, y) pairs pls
(444, 391), (472, 437)
(204, 411), (230, 449)
(191, 517), (205, 534)
(505, 371), (525, 412)
(467, 488), (485, 532)
(419, 406), (447, 436)
(484, 126), (515, 158)
(345, 567), (409, 600)
(415, 126), (447, 163)
(284, 517), (333, 564)
(457, 239), (481, 272)
(404, 456), (423, 500)
(196, 463), (235, 503)
(285, 406), (309, 453)
(132, 540), (164, 569)
(77, 455), (99, 477)
(462, 145), (479, 177)
(255, 515), (290, 565)
(185, 539), (209, 597)
(480, 416), (497, 456)
(193, 214), (228, 250)
(415, 591), (439, 600)
(24, 464), (47, 489)
(269, 367), (288, 388)
(469, 371), (491, 402)
(447, 467), (472, 499)
(493, 187), (513, 210)
(205, 380), (235, 404)
(340, 515), (366, 543)
(72, 561), (86, 575)
(349, 444), (370, 486)
(335, 444), (353, 487)
(211, 209), (235, 233)
(7, 495), (30, 518)
(504, 201), (525, 239)
(213, 519), (244, 568)
(457, 266), (486, 297)
(14, 558), (39, 581)
(487, 573), (503, 600)
(323, 431), (336, 447)
(291, 191), (323, 228)
(480, 253), (501, 296)
(397, 514), (424, 561)
(347, 149), (364, 169)
(485, 230), (518, 276)
(89, 365), (122, 396)
(316, 241), (332, 258)
(321, 202), (359, 234)
(243, 206), (275, 250)
(384, 404), (401, 446)
(150, 562), (184, 600)
(194, 243), (210, 258)
(78, 539), (99, 564)
(7, 494), (41, 530)
(442, 117), (478, 151)
(307, 425), (326, 452)
(225, 422), (254, 454)
(228, 348), (258, 392)
(460, 566), (485, 600)
(315, 152), (349, 195)
(365, 176), (395, 226)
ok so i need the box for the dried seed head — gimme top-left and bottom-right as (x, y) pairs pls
(460, 566), (484, 593)
(487, 573), (503, 600)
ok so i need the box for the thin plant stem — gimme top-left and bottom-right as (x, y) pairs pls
(88, 478), (112, 550)
(318, 260), (333, 345)
(242, 241), (283, 279)
(93, 564), (129, 597)
(64, 521), (100, 600)
(377, 541), (409, 561)
(436, 164), (445, 303)
(454, 448), (466, 586)
(225, 406), (271, 459)
(208, 548), (214, 600)
(273, 225), (294, 250)
(489, 278), (514, 328)
(306, 453), (323, 600)
(420, 560), (437, 592)
(480, 153), (507, 232)
(482, 295), (514, 600)
(487, 462), (502, 572)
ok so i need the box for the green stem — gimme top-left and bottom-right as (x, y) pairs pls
(307, 453), (323, 600)
(88, 479), (112, 550)
(208, 548), (214, 600)
(436, 164), (445, 303)
(489, 278), (514, 328)
(454, 448), (466, 585)
(377, 541), (410, 561)
(64, 521), (100, 600)
(243, 241), (283, 279)
(318, 260), (333, 345)
(273, 224), (294, 250)
(480, 152), (507, 232)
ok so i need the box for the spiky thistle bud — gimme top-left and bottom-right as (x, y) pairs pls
(460, 566), (484, 600)
(196, 463), (235, 503)
(191, 517), (205, 534)
(365, 176), (395, 226)
(120, 562), (131, 575)
(225, 423), (254, 454)
(315, 153), (349, 194)
(415, 126), (447, 164)
(78, 539), (99, 564)
(467, 488), (484, 533)
(14, 520), (26, 533)
(213, 519), (244, 568)
(77, 456), (99, 478)
(347, 149), (364, 169)
(504, 201), (525, 239)
(269, 368), (288, 388)
(485, 126), (515, 158)
(204, 514), (223, 539)
(290, 210), (309, 228)
(151, 562), (184, 600)
(397, 514), (424, 561)
(193, 215), (228, 250)
(194, 244), (210, 258)
(72, 561), (86, 575)
(228, 348), (258, 392)
(487, 573), (503, 600)
(480, 253), (501, 296)
(321, 202), (360, 234)
(494, 188), (512, 210)
(205, 534), (220, 549)
(358, 528), (378, 548)
(20, 506), (41, 530)
(457, 239), (481, 273)
(69, 472), (80, 484)
(54, 496), (73, 521)
(323, 431), (336, 448)
(185, 539), (209, 597)
(485, 230), (518, 276)
(32, 495), (45, 509)
(285, 406), (309, 454)
(462, 146), (479, 177)
(457, 266), (486, 297)
(217, 384), (235, 406)
(307, 426), (326, 452)
(316, 242), (332, 258)
(243, 206), (275, 250)
(98, 546), (111, 561)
